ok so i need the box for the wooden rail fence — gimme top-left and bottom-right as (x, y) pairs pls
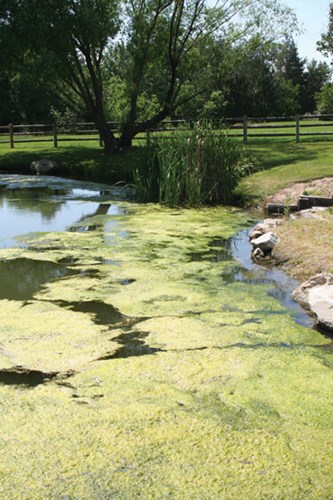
(1, 115), (333, 147)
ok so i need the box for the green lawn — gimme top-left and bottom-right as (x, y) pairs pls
(236, 141), (333, 204)
(0, 138), (149, 184)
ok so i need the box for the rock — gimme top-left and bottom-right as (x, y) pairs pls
(251, 232), (280, 252)
(249, 229), (264, 241)
(252, 247), (265, 260)
(290, 207), (328, 220)
(30, 159), (59, 175)
(291, 273), (333, 310)
(249, 219), (282, 241)
(308, 285), (333, 331)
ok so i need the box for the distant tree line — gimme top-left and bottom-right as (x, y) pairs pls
(0, 1), (332, 153)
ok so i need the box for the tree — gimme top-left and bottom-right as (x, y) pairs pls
(302, 60), (331, 113)
(317, 2), (333, 59)
(2, 0), (296, 152)
(1, 0), (121, 150)
(315, 84), (333, 114)
(274, 37), (305, 113)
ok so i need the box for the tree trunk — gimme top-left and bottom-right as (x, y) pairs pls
(92, 109), (118, 153)
(120, 107), (170, 148)
(119, 128), (134, 148)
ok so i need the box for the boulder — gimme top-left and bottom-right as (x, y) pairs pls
(30, 159), (59, 175)
(308, 285), (333, 331)
(291, 273), (333, 310)
(249, 219), (282, 241)
(251, 232), (280, 252)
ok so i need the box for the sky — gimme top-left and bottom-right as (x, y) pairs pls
(282, 0), (331, 62)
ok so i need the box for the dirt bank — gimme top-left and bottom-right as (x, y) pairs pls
(264, 177), (333, 282)
(266, 177), (333, 206)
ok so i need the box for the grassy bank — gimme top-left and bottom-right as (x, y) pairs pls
(0, 140), (148, 184)
(235, 141), (333, 283)
(236, 141), (333, 205)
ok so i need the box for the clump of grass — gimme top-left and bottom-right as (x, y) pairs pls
(134, 123), (258, 206)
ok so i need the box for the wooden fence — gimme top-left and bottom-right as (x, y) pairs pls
(225, 114), (333, 144)
(0, 120), (187, 148)
(1, 115), (333, 147)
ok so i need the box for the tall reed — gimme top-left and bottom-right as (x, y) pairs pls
(134, 123), (258, 206)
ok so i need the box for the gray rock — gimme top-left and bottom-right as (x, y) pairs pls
(291, 273), (333, 310)
(30, 159), (59, 175)
(252, 247), (265, 260)
(251, 232), (280, 252)
(308, 285), (333, 331)
(249, 219), (282, 241)
(290, 207), (328, 220)
(249, 229), (264, 241)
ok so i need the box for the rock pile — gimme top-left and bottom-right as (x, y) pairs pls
(249, 219), (333, 332)
(249, 219), (281, 261)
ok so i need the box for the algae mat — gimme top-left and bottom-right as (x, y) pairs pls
(0, 202), (332, 498)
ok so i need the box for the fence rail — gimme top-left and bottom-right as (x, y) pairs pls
(0, 120), (189, 148)
(2, 115), (333, 147)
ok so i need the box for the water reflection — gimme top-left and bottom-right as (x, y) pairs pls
(55, 300), (125, 325)
(0, 188), (66, 219)
(98, 331), (164, 360)
(0, 367), (58, 387)
(0, 176), (126, 248)
(189, 229), (313, 328)
(0, 258), (76, 300)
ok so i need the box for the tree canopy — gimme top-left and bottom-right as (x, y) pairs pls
(1, 0), (329, 152)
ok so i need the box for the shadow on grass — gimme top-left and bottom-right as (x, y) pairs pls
(247, 142), (320, 171)
(0, 144), (150, 184)
(234, 140), (333, 206)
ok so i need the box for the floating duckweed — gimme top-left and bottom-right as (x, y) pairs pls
(0, 199), (332, 497)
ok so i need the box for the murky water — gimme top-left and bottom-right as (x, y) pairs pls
(0, 174), (332, 498)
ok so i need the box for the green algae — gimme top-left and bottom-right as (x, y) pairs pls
(0, 200), (332, 498)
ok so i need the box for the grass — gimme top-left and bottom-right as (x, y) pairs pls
(235, 141), (333, 205)
(0, 139), (149, 184)
(273, 214), (333, 281)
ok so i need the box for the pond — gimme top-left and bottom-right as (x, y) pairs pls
(0, 174), (332, 498)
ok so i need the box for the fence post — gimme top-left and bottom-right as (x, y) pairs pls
(53, 123), (58, 148)
(99, 134), (103, 147)
(243, 116), (248, 144)
(295, 115), (300, 143)
(9, 123), (14, 148)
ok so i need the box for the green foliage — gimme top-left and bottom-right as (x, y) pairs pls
(302, 60), (331, 113)
(317, 2), (333, 59)
(275, 79), (301, 115)
(135, 123), (259, 206)
(315, 83), (333, 114)
(50, 107), (79, 132)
